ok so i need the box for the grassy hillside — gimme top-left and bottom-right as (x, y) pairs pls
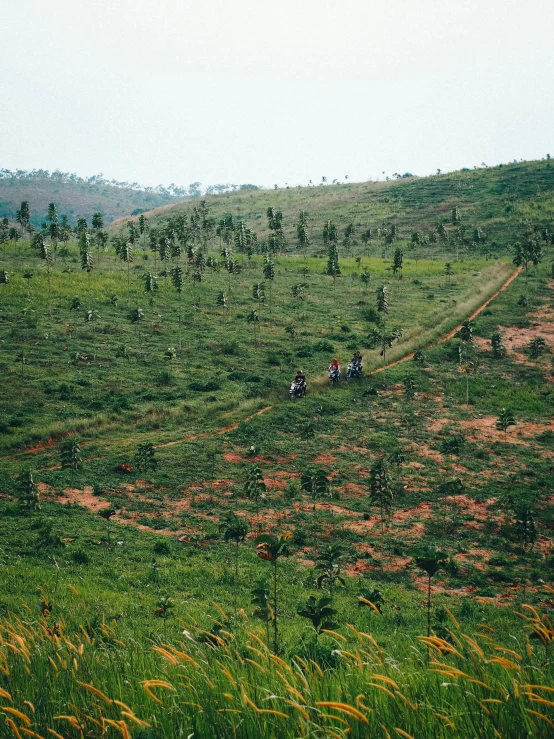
(119, 158), (554, 255)
(0, 159), (554, 738)
(0, 169), (184, 226)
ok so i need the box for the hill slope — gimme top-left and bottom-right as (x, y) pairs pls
(121, 158), (554, 254)
(0, 169), (185, 226)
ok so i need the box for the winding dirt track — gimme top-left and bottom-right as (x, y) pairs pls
(6, 268), (521, 459)
(370, 265), (522, 374)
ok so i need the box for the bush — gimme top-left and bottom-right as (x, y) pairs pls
(222, 340), (241, 356)
(153, 541), (171, 556)
(189, 380), (221, 392)
(71, 549), (89, 565)
(361, 306), (379, 323)
(291, 528), (308, 547)
(313, 340), (335, 354)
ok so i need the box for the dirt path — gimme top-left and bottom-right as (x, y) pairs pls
(154, 406), (273, 449)
(4, 269), (521, 459)
(369, 266), (522, 374)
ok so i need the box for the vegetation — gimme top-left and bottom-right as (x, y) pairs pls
(0, 157), (553, 737)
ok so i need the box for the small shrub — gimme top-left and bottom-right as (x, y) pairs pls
(222, 340), (241, 355)
(313, 340), (335, 353)
(71, 549), (89, 565)
(189, 380), (221, 392)
(153, 541), (171, 556)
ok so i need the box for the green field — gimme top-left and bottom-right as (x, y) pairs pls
(1, 160), (554, 738)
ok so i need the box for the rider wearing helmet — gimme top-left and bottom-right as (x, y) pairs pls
(294, 369), (307, 393)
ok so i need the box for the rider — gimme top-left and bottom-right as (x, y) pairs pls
(294, 369), (307, 393)
(328, 357), (341, 376)
(351, 350), (363, 368)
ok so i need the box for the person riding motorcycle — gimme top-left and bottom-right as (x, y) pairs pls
(293, 370), (307, 394)
(328, 358), (340, 374)
(328, 358), (341, 384)
(351, 351), (363, 368)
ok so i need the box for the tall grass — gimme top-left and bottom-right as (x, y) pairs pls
(1, 597), (554, 738)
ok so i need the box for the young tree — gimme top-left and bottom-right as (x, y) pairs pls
(91, 211), (104, 233)
(409, 546), (449, 644)
(323, 220), (337, 248)
(263, 257), (275, 312)
(367, 317), (402, 383)
(18, 470), (40, 513)
(143, 271), (158, 308)
(134, 443), (158, 475)
(325, 243), (341, 292)
(301, 468), (329, 512)
(315, 544), (345, 606)
(403, 375), (416, 399)
(99, 507), (116, 547)
(361, 268), (371, 292)
(40, 241), (53, 309)
(368, 457), (392, 534)
(513, 237), (543, 300)
(444, 262), (453, 287)
(267, 207), (286, 254)
(170, 266), (184, 347)
(247, 309), (260, 345)
(491, 332), (506, 359)
(496, 408), (516, 441)
(220, 512), (249, 620)
(457, 320), (474, 344)
(255, 532), (291, 654)
(251, 578), (272, 647)
(120, 241), (133, 292)
(61, 440), (82, 471)
(296, 596), (337, 638)
(244, 465), (266, 521)
(79, 232), (94, 303)
(528, 336), (546, 359)
(138, 214), (149, 246)
(17, 201), (30, 238)
(296, 210), (310, 256)
(392, 247), (404, 279)
(252, 282), (266, 315)
(343, 223), (355, 249)
(154, 595), (174, 641)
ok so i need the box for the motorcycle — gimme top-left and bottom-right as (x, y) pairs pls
(289, 381), (306, 399)
(328, 368), (341, 386)
(346, 362), (363, 381)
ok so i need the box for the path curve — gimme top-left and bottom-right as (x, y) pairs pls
(5, 268), (520, 459)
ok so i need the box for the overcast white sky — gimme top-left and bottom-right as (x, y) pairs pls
(1, 0), (553, 189)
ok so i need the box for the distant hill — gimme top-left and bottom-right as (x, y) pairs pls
(120, 158), (554, 253)
(0, 169), (188, 227)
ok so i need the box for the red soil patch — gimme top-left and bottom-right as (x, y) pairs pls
(393, 503), (434, 523)
(415, 444), (444, 464)
(337, 482), (367, 496)
(442, 494), (498, 522)
(58, 486), (105, 511)
(427, 418), (451, 432)
(223, 452), (243, 463)
(314, 453), (337, 465)
(459, 416), (554, 445)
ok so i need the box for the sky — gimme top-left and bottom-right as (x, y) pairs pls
(1, 0), (553, 190)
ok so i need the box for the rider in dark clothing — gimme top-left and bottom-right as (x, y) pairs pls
(294, 370), (306, 387)
(351, 351), (363, 368)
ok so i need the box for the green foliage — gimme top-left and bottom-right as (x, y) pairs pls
(61, 440), (82, 471)
(18, 470), (40, 512)
(134, 443), (158, 474)
(297, 595), (337, 634)
(496, 408), (516, 435)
